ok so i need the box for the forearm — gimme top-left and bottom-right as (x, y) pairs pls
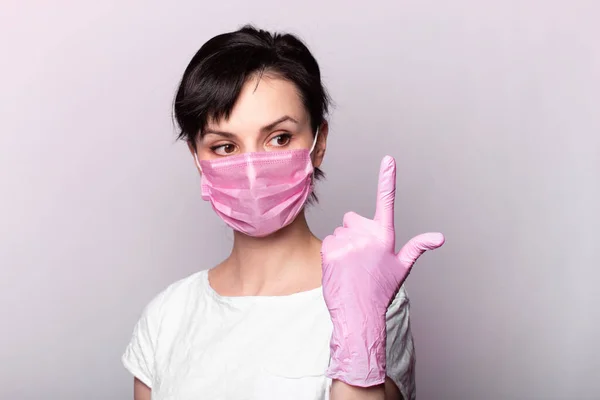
(330, 380), (385, 400)
(330, 378), (404, 400)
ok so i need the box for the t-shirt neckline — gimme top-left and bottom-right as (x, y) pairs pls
(201, 269), (323, 307)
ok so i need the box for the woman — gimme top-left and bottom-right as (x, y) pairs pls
(122, 25), (444, 400)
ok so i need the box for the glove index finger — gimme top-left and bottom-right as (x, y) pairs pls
(374, 155), (397, 229)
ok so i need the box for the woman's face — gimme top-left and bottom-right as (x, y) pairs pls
(190, 75), (327, 167)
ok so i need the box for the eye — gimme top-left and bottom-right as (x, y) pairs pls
(211, 143), (237, 156)
(268, 133), (292, 148)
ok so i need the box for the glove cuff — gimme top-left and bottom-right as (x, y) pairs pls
(325, 315), (387, 387)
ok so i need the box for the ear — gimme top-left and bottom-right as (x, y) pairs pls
(187, 140), (202, 174)
(312, 120), (329, 168)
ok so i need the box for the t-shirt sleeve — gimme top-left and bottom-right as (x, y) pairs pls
(385, 285), (416, 400)
(122, 291), (166, 388)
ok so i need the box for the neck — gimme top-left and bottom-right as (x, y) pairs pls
(220, 211), (322, 295)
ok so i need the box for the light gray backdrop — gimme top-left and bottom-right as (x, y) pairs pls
(1, 1), (598, 399)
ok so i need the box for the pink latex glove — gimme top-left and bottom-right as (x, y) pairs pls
(321, 155), (445, 387)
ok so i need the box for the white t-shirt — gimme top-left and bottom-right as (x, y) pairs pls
(122, 269), (416, 400)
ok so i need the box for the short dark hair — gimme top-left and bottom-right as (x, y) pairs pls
(172, 25), (331, 201)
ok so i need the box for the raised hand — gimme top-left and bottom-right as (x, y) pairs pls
(321, 155), (445, 387)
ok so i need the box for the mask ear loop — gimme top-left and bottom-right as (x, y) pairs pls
(194, 152), (203, 174)
(309, 128), (320, 155)
(308, 128), (320, 191)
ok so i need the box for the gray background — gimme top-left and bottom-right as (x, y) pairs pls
(1, 0), (598, 399)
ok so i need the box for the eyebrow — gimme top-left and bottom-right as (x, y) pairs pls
(260, 115), (299, 132)
(202, 115), (299, 138)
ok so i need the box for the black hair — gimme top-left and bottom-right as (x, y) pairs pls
(172, 25), (331, 200)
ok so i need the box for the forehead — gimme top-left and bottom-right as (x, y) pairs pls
(207, 75), (308, 132)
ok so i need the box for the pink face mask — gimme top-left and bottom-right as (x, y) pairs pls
(195, 132), (319, 237)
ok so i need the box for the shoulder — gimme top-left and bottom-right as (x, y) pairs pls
(386, 285), (410, 322)
(142, 269), (209, 321)
(385, 285), (415, 400)
(385, 285), (412, 351)
(121, 269), (211, 386)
